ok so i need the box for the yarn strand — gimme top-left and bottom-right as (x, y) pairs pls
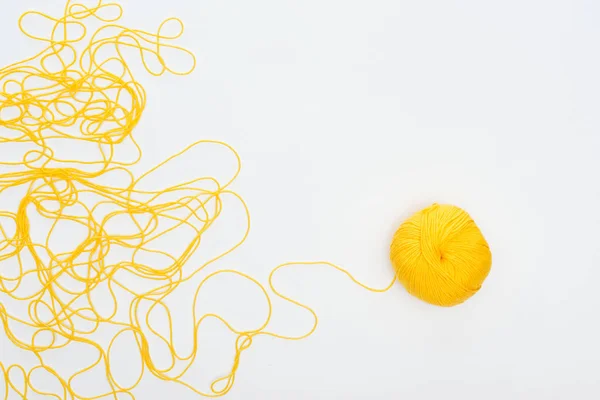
(0, 1), (398, 398)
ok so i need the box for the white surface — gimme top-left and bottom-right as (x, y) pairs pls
(1, 0), (600, 399)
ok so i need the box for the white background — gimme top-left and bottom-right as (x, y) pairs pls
(1, 0), (600, 399)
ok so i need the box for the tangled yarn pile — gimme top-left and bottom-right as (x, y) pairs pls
(0, 1), (293, 397)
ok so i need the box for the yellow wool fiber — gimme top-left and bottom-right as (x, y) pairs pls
(0, 2), (398, 397)
(390, 204), (492, 307)
(0, 0), (494, 398)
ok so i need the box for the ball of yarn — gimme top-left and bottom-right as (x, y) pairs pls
(390, 204), (492, 306)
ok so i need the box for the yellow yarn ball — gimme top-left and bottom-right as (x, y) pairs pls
(390, 204), (492, 307)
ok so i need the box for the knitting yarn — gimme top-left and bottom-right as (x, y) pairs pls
(390, 204), (492, 306)
(0, 1), (495, 397)
(0, 2), (400, 397)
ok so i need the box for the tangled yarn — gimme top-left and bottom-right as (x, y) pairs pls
(0, 1), (402, 398)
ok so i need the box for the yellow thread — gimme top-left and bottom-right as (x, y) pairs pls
(0, 2), (398, 398)
(390, 204), (492, 307)
(0, 2), (492, 398)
